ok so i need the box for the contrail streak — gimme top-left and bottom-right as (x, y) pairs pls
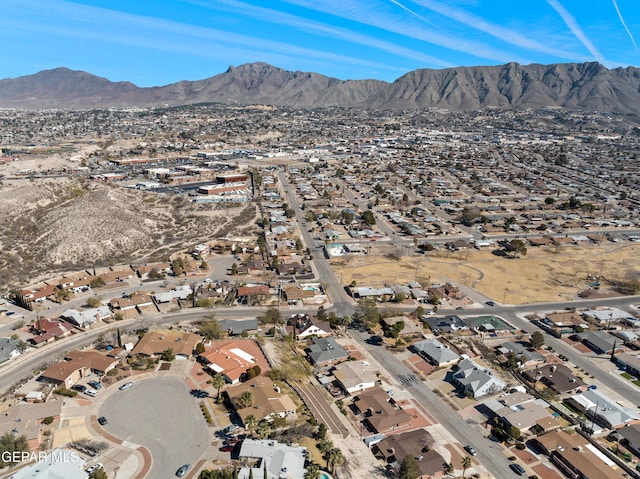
(611, 0), (638, 51)
(547, 0), (605, 63)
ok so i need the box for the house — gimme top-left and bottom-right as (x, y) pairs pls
(29, 318), (71, 346)
(451, 358), (506, 399)
(61, 306), (112, 328)
(3, 449), (86, 479)
(39, 359), (89, 388)
(380, 316), (422, 337)
(199, 340), (267, 384)
(576, 331), (623, 355)
(226, 376), (297, 425)
(566, 388), (640, 428)
(285, 314), (331, 339)
(217, 319), (259, 336)
(281, 285), (317, 304)
(0, 338), (22, 364)
(614, 352), (640, 378)
(333, 361), (377, 395)
(533, 430), (627, 479)
(618, 423), (640, 458)
(237, 285), (270, 304)
(19, 284), (57, 303)
(0, 402), (64, 452)
(153, 285), (192, 303)
(496, 342), (545, 367)
(484, 392), (556, 434)
(109, 291), (154, 311)
(374, 429), (445, 478)
(521, 363), (585, 394)
(130, 330), (201, 359)
(64, 350), (119, 376)
(237, 439), (306, 479)
(306, 337), (349, 367)
(353, 386), (411, 434)
(421, 315), (468, 335)
(411, 339), (460, 367)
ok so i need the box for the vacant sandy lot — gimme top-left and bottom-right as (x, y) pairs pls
(332, 243), (640, 304)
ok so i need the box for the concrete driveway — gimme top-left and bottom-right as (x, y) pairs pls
(98, 376), (210, 478)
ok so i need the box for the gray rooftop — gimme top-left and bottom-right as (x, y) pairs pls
(238, 439), (306, 479)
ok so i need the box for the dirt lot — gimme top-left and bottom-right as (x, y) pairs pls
(332, 243), (640, 304)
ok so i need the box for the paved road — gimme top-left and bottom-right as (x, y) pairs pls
(99, 376), (209, 479)
(292, 380), (350, 438)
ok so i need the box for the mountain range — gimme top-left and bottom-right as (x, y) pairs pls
(1, 61), (640, 113)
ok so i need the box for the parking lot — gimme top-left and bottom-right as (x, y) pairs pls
(98, 376), (210, 478)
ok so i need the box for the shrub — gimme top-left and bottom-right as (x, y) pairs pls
(53, 388), (77, 397)
(42, 416), (55, 425)
(515, 442), (526, 450)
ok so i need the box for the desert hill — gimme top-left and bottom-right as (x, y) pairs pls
(2, 62), (640, 113)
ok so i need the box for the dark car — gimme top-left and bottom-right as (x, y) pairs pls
(464, 445), (477, 456)
(97, 416), (108, 426)
(219, 444), (236, 452)
(72, 384), (86, 392)
(456, 306), (465, 310)
(509, 463), (526, 475)
(88, 380), (102, 390)
(485, 301), (495, 306)
(119, 382), (133, 391)
(176, 464), (191, 477)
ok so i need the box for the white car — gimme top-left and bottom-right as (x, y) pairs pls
(119, 382), (133, 391)
(85, 463), (103, 475)
(84, 388), (98, 397)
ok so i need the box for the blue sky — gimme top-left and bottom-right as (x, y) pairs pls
(1, 0), (639, 86)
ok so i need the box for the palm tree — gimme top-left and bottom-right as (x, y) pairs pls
(304, 463), (321, 479)
(238, 390), (254, 409)
(461, 456), (472, 478)
(245, 414), (257, 435)
(444, 462), (454, 476)
(257, 420), (272, 439)
(212, 374), (226, 403)
(327, 447), (344, 473)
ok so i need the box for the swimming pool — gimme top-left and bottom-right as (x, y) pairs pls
(320, 473), (332, 479)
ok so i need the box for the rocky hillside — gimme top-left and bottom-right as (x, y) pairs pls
(2, 61), (640, 113)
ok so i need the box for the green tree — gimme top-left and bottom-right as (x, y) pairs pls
(245, 414), (257, 434)
(398, 454), (421, 479)
(90, 468), (107, 479)
(212, 374), (226, 402)
(530, 331), (545, 350)
(509, 239), (527, 258)
(238, 390), (254, 409)
(198, 319), (223, 341)
(230, 263), (238, 275)
(316, 305), (328, 322)
(362, 210), (376, 226)
(304, 463), (321, 479)
(327, 447), (344, 473)
(195, 342), (206, 355)
(316, 423), (328, 440)
(461, 456), (472, 478)
(0, 432), (29, 467)
(161, 348), (175, 361)
(256, 420), (271, 439)
(261, 307), (282, 325)
(86, 297), (101, 308)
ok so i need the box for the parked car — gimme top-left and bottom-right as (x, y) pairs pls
(85, 463), (103, 475)
(88, 380), (102, 390)
(97, 416), (108, 426)
(485, 301), (495, 306)
(464, 445), (477, 456)
(219, 444), (236, 452)
(72, 384), (86, 393)
(176, 464), (191, 477)
(119, 382), (133, 391)
(509, 463), (526, 476)
(84, 388), (98, 397)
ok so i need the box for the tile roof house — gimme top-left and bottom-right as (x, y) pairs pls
(227, 376), (297, 425)
(306, 337), (349, 367)
(237, 439), (306, 479)
(199, 340), (266, 384)
(374, 429), (445, 478)
(130, 330), (201, 359)
(64, 350), (119, 376)
(411, 339), (460, 367)
(39, 359), (89, 388)
(29, 318), (71, 346)
(451, 358), (506, 399)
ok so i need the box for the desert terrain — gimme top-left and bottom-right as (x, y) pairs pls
(0, 178), (258, 293)
(332, 243), (640, 304)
